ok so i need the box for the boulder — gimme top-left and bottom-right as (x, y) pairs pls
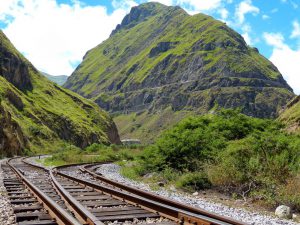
(275, 205), (292, 219)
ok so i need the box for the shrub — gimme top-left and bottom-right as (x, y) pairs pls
(277, 175), (300, 211)
(140, 109), (277, 172)
(137, 109), (300, 209)
(176, 172), (211, 191)
(207, 131), (300, 201)
(85, 143), (107, 153)
(162, 167), (179, 182)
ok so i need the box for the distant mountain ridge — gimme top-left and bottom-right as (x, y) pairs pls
(42, 72), (68, 86)
(64, 2), (294, 142)
(0, 30), (120, 157)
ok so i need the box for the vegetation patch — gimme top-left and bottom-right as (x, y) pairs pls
(42, 144), (144, 167)
(120, 109), (300, 211)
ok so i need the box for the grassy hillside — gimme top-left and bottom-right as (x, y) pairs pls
(279, 96), (300, 134)
(0, 30), (120, 157)
(113, 107), (194, 143)
(64, 2), (294, 142)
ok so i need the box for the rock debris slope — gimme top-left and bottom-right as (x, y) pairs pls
(0, 30), (120, 157)
(64, 2), (294, 142)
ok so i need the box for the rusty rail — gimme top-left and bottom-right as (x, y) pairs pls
(59, 164), (248, 225)
(21, 157), (105, 225)
(49, 170), (104, 225)
(7, 158), (82, 225)
(19, 157), (248, 225)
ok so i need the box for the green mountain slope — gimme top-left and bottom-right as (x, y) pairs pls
(42, 72), (68, 86)
(279, 96), (300, 134)
(0, 30), (120, 157)
(64, 2), (294, 143)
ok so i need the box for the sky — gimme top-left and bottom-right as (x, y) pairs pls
(0, 0), (299, 94)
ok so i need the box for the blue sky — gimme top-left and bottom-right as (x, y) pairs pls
(0, 0), (299, 93)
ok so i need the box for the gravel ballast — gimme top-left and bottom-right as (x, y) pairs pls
(96, 163), (300, 225)
(0, 159), (16, 225)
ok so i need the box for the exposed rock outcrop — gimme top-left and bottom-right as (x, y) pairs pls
(111, 3), (184, 36)
(0, 105), (27, 157)
(149, 42), (178, 58)
(0, 36), (33, 91)
(6, 89), (24, 111)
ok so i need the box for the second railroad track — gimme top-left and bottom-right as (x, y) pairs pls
(2, 157), (248, 225)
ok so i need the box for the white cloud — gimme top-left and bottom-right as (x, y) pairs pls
(263, 32), (300, 94)
(235, 0), (259, 24)
(240, 24), (259, 46)
(112, 0), (138, 9)
(147, 0), (173, 6)
(218, 8), (229, 20)
(0, 0), (231, 75)
(0, 0), (18, 19)
(242, 33), (252, 45)
(263, 32), (285, 49)
(1, 0), (130, 75)
(176, 0), (222, 11)
(290, 20), (300, 39)
(262, 14), (270, 20)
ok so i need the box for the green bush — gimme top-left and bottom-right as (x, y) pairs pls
(207, 130), (300, 201)
(176, 172), (211, 191)
(85, 143), (107, 153)
(277, 175), (300, 211)
(137, 109), (300, 208)
(162, 167), (179, 182)
(140, 109), (276, 172)
(120, 162), (144, 180)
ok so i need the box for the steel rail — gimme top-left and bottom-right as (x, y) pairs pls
(21, 158), (105, 225)
(7, 158), (82, 225)
(81, 163), (249, 225)
(57, 167), (248, 225)
(20, 157), (248, 225)
(49, 170), (104, 225)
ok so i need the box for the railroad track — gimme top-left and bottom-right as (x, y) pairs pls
(2, 157), (248, 225)
(2, 158), (81, 225)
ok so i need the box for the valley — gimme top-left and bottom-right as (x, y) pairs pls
(0, 1), (300, 225)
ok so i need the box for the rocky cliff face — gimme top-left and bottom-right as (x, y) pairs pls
(0, 33), (33, 91)
(64, 2), (295, 142)
(0, 30), (120, 156)
(0, 104), (28, 157)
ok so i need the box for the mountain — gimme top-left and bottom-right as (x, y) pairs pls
(42, 72), (68, 86)
(64, 2), (294, 143)
(0, 30), (120, 157)
(279, 96), (300, 134)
